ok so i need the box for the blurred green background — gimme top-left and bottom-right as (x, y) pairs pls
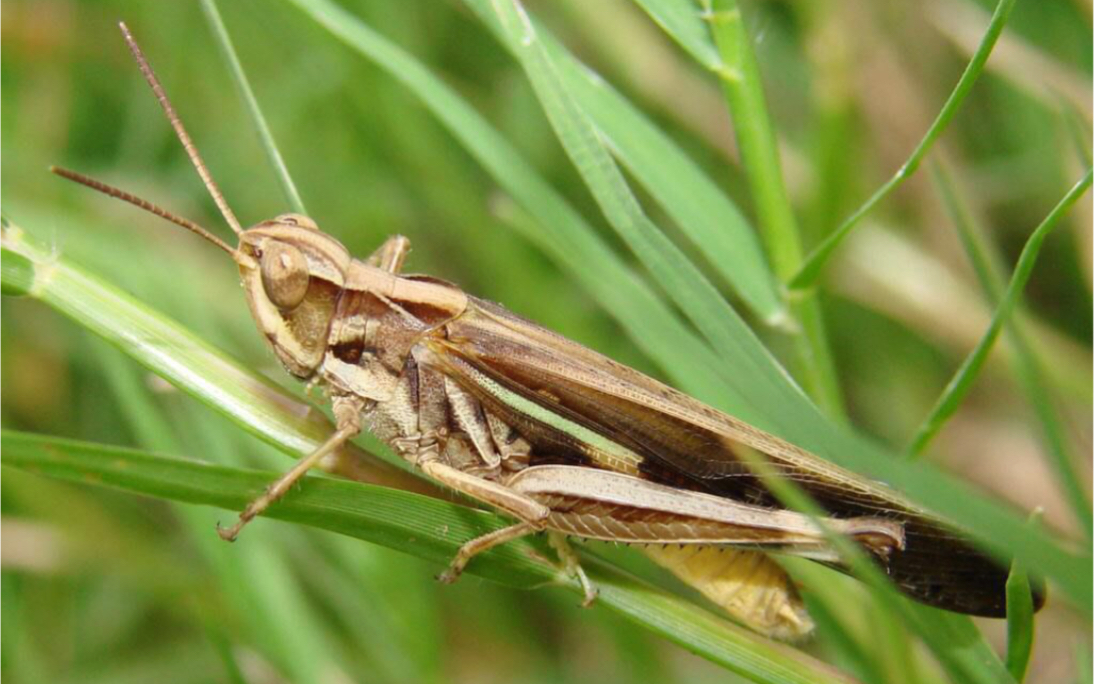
(2, 1), (1091, 683)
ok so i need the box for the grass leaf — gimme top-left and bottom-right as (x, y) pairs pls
(907, 168), (1093, 458)
(464, 0), (786, 324)
(697, 0), (844, 417)
(930, 159), (1092, 536)
(1, 429), (857, 684)
(486, 0), (803, 418)
(790, 0), (1019, 289)
(1005, 561), (1036, 683)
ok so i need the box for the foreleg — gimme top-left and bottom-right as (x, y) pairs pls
(218, 395), (364, 541)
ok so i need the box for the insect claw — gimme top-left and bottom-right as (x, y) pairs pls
(579, 585), (599, 608)
(215, 521), (241, 542)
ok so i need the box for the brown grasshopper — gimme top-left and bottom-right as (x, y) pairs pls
(53, 23), (1042, 640)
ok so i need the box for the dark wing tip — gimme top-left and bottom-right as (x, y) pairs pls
(889, 521), (1047, 618)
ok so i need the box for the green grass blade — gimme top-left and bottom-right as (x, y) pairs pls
(1, 430), (857, 684)
(489, 0), (799, 406)
(697, 0), (844, 418)
(907, 168), (1093, 458)
(463, 0), (786, 324)
(931, 160), (1092, 536)
(1005, 509), (1041, 684)
(698, 0), (802, 281)
(790, 0), (1019, 289)
(1005, 561), (1035, 683)
(199, 0), (307, 215)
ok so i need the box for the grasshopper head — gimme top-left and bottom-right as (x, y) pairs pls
(238, 214), (350, 379)
(50, 27), (357, 381)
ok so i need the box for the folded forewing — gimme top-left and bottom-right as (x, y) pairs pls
(423, 298), (1034, 617)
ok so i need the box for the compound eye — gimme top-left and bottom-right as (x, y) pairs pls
(260, 241), (309, 309)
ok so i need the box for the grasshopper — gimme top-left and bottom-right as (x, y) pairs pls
(53, 23), (1042, 640)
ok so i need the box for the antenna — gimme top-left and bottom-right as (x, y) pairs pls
(118, 21), (244, 236)
(50, 166), (252, 266)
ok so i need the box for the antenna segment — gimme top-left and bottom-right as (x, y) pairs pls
(118, 21), (244, 236)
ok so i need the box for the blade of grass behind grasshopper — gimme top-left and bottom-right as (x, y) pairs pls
(462, 0), (786, 326)
(907, 168), (1093, 458)
(488, 0), (810, 418)
(930, 159), (1092, 537)
(1005, 559), (1036, 683)
(696, 0), (845, 419)
(1, 430), (858, 684)
(789, 0), (1018, 289)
